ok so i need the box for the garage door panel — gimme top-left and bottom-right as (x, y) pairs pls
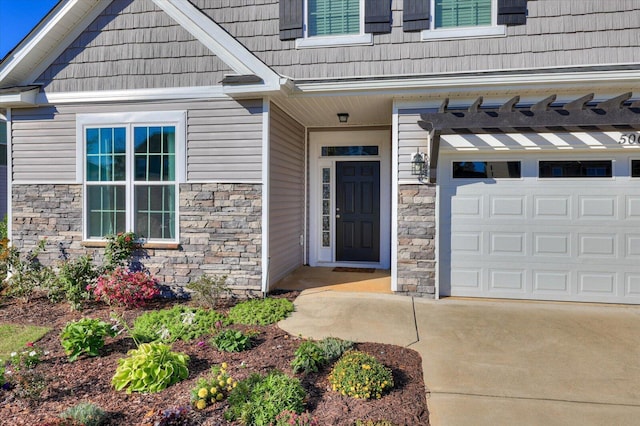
(440, 153), (640, 304)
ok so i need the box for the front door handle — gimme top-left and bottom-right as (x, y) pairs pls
(336, 214), (341, 219)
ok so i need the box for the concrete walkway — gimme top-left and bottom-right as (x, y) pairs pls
(279, 290), (640, 426)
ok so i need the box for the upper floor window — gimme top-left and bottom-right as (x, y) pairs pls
(78, 111), (186, 243)
(298, 0), (372, 47)
(403, 0), (528, 39)
(424, 0), (504, 40)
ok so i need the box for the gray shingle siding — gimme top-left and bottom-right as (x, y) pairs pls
(193, 0), (640, 79)
(37, 0), (232, 92)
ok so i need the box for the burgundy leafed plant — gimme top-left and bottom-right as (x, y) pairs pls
(88, 267), (159, 308)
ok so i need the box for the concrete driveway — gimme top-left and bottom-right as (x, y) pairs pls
(279, 291), (640, 425)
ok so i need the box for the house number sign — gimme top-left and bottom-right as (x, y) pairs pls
(618, 133), (640, 144)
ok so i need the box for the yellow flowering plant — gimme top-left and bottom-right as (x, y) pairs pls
(328, 350), (394, 400)
(190, 362), (237, 410)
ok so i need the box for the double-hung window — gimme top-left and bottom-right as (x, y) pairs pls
(78, 111), (185, 243)
(296, 0), (372, 48)
(422, 0), (505, 40)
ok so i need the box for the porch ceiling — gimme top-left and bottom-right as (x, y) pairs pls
(273, 94), (393, 127)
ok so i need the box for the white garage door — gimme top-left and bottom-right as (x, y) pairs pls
(439, 153), (640, 304)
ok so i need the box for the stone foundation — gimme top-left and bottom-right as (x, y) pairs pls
(395, 184), (436, 297)
(11, 183), (263, 295)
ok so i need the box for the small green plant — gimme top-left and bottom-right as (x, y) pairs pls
(225, 370), (306, 426)
(186, 274), (230, 308)
(190, 362), (237, 410)
(132, 305), (226, 343)
(329, 351), (394, 400)
(112, 342), (189, 393)
(59, 402), (108, 426)
(211, 329), (254, 352)
(103, 232), (139, 270)
(4, 239), (55, 302)
(291, 341), (326, 374)
(228, 298), (294, 325)
(49, 255), (98, 310)
(274, 410), (319, 426)
(60, 318), (117, 362)
(88, 267), (159, 308)
(317, 337), (354, 362)
(9, 341), (45, 371)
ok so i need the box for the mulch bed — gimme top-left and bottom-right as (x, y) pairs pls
(0, 293), (429, 425)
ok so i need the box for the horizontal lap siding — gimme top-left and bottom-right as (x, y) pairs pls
(39, 0), (232, 92)
(11, 99), (264, 183)
(192, 0), (640, 79)
(398, 110), (430, 182)
(269, 104), (305, 285)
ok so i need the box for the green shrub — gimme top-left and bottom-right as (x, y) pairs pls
(103, 232), (139, 271)
(329, 351), (394, 400)
(225, 370), (306, 425)
(228, 298), (294, 325)
(211, 329), (255, 352)
(60, 318), (117, 362)
(132, 305), (226, 343)
(191, 363), (237, 410)
(112, 343), (189, 393)
(3, 239), (55, 302)
(59, 402), (108, 426)
(291, 341), (326, 374)
(49, 255), (98, 310)
(185, 274), (230, 308)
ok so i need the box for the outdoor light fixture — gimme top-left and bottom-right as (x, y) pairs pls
(337, 113), (349, 123)
(411, 150), (429, 179)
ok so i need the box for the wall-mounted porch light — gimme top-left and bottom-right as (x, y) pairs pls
(337, 113), (349, 123)
(411, 150), (429, 180)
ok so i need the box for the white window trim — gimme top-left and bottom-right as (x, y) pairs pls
(296, 0), (373, 49)
(76, 111), (186, 243)
(421, 0), (506, 41)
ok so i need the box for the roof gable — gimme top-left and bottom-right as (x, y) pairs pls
(0, 0), (282, 96)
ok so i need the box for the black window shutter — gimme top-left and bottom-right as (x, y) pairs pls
(280, 0), (304, 40)
(403, 0), (430, 32)
(497, 0), (528, 26)
(365, 0), (392, 34)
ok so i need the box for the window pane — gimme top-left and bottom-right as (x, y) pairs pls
(309, 0), (360, 36)
(86, 185), (126, 238)
(632, 160), (640, 177)
(321, 146), (379, 156)
(86, 127), (126, 182)
(134, 185), (176, 240)
(134, 126), (176, 181)
(453, 161), (521, 178)
(539, 161), (612, 178)
(436, 0), (492, 28)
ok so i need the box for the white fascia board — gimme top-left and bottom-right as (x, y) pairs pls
(154, 0), (282, 89)
(0, 88), (38, 107)
(38, 85), (227, 105)
(0, 0), (109, 87)
(292, 68), (640, 96)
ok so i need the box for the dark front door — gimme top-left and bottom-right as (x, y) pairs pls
(336, 161), (380, 262)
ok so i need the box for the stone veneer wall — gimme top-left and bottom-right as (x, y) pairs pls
(11, 183), (262, 295)
(396, 184), (436, 297)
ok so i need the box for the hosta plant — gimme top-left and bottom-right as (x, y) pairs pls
(225, 370), (306, 426)
(329, 351), (394, 400)
(211, 329), (255, 352)
(112, 343), (189, 393)
(190, 363), (237, 410)
(227, 297), (294, 325)
(88, 267), (159, 308)
(60, 318), (117, 362)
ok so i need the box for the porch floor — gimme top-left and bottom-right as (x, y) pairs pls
(272, 266), (392, 294)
